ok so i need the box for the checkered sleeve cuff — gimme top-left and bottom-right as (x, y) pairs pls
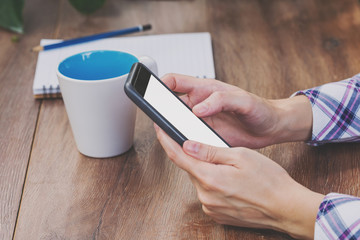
(293, 73), (360, 145)
(315, 193), (360, 239)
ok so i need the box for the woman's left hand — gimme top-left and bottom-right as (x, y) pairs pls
(154, 125), (324, 240)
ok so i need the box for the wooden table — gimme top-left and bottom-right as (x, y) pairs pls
(1, 0), (360, 239)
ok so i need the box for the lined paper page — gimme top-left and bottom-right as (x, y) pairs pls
(32, 33), (215, 97)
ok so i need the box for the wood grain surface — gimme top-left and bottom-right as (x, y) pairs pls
(0, 0), (61, 239)
(0, 0), (359, 239)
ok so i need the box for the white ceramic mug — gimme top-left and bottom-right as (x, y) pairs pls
(57, 50), (157, 158)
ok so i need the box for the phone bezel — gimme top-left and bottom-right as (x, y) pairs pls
(124, 62), (230, 147)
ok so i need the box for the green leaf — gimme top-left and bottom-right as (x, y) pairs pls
(0, 0), (24, 33)
(69, 0), (106, 15)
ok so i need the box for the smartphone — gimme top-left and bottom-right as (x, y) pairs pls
(124, 62), (230, 148)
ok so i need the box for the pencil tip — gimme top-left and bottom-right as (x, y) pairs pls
(31, 45), (44, 52)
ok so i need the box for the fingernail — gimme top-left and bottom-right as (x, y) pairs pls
(184, 141), (200, 154)
(154, 124), (159, 130)
(194, 104), (208, 115)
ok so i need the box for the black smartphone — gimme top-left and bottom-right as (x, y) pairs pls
(124, 62), (230, 148)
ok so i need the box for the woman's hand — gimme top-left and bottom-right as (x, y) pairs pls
(161, 73), (313, 148)
(154, 125), (324, 239)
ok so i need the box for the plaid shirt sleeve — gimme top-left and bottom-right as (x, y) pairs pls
(315, 193), (360, 239)
(293, 73), (360, 145)
(293, 74), (360, 239)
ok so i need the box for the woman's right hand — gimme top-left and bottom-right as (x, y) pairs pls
(161, 73), (313, 148)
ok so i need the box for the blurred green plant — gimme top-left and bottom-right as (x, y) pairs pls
(0, 0), (106, 33)
(69, 0), (106, 15)
(0, 0), (24, 33)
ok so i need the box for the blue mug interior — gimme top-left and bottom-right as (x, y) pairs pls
(58, 50), (138, 80)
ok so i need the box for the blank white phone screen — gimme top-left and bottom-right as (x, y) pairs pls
(143, 75), (229, 148)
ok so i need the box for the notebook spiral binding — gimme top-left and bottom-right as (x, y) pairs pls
(35, 84), (62, 99)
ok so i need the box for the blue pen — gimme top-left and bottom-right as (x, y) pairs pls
(32, 24), (152, 52)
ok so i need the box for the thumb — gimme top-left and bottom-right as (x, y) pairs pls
(183, 140), (236, 166)
(192, 90), (254, 117)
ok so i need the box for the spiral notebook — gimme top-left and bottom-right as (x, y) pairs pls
(32, 32), (216, 99)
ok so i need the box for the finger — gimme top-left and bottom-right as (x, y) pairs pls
(154, 124), (210, 176)
(183, 140), (240, 167)
(161, 73), (232, 95)
(161, 73), (201, 93)
(178, 94), (193, 108)
(192, 90), (255, 118)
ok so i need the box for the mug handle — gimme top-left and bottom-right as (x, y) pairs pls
(138, 56), (158, 76)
